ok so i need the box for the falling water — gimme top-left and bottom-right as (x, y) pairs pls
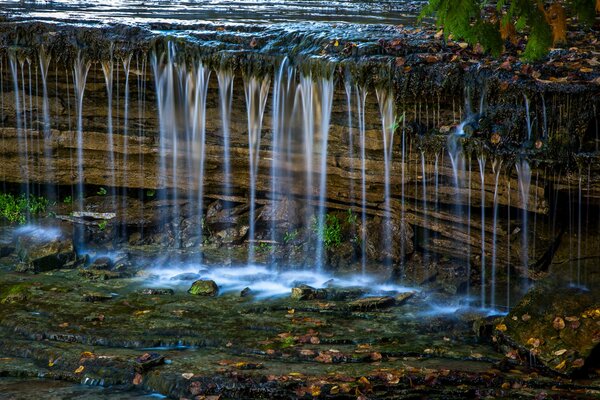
(490, 160), (502, 310)
(9, 52), (27, 195)
(477, 155), (486, 308)
(524, 94), (532, 141)
(376, 88), (395, 267)
(515, 159), (532, 281)
(244, 75), (270, 262)
(355, 85), (367, 274)
(314, 77), (334, 271)
(217, 70), (234, 206)
(73, 52), (91, 213)
(121, 54), (132, 231)
(299, 74), (315, 258)
(100, 55), (117, 203)
(39, 47), (53, 198)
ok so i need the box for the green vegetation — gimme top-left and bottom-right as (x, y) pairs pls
(98, 220), (108, 231)
(312, 213), (342, 249)
(421, 0), (600, 60)
(0, 193), (49, 224)
(346, 209), (358, 225)
(146, 189), (156, 198)
(283, 229), (299, 244)
(97, 187), (108, 196)
(63, 195), (73, 204)
(257, 242), (275, 253)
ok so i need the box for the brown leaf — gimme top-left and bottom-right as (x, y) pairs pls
(553, 317), (566, 330)
(395, 57), (406, 67)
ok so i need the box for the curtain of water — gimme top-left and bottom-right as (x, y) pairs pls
(244, 75), (271, 263)
(100, 52), (117, 208)
(355, 85), (367, 274)
(39, 47), (53, 199)
(217, 70), (234, 206)
(314, 77), (334, 271)
(515, 159), (531, 282)
(376, 88), (396, 268)
(73, 52), (91, 214)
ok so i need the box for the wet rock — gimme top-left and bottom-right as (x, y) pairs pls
(497, 281), (600, 376)
(395, 291), (416, 305)
(188, 280), (219, 296)
(78, 268), (123, 280)
(364, 216), (414, 264)
(139, 288), (174, 296)
(135, 352), (165, 371)
(0, 283), (31, 304)
(82, 292), (114, 302)
(291, 285), (366, 301)
(83, 313), (105, 322)
(89, 256), (113, 270)
(348, 296), (396, 311)
(13, 227), (75, 272)
(240, 287), (252, 297)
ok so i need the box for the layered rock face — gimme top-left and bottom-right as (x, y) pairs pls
(0, 21), (599, 303)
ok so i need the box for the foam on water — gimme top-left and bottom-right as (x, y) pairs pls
(146, 263), (418, 299)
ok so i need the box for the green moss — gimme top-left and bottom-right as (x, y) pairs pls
(0, 283), (32, 304)
(0, 193), (49, 224)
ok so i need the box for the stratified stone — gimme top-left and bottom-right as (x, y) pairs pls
(82, 292), (114, 302)
(139, 288), (175, 296)
(348, 296), (396, 311)
(188, 280), (219, 296)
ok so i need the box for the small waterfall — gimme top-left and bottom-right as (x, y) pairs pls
(524, 94), (532, 141)
(191, 62), (210, 255)
(299, 75), (315, 262)
(217, 69), (234, 205)
(515, 159), (531, 280)
(355, 85), (367, 274)
(376, 88), (396, 267)
(121, 54), (132, 232)
(73, 52), (91, 213)
(477, 155), (486, 308)
(244, 74), (270, 262)
(344, 76), (355, 212)
(270, 57), (294, 261)
(39, 47), (53, 198)
(100, 54), (117, 203)
(490, 159), (502, 310)
(314, 77), (334, 271)
(9, 51), (27, 195)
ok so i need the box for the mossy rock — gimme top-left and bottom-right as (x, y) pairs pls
(188, 280), (219, 296)
(496, 282), (600, 376)
(0, 283), (32, 304)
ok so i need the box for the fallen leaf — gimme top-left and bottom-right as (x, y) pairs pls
(133, 373), (143, 385)
(496, 323), (507, 332)
(74, 365), (85, 374)
(553, 317), (566, 330)
(555, 360), (566, 370)
(554, 349), (568, 356)
(572, 358), (585, 368)
(521, 314), (531, 322)
(182, 372), (194, 379)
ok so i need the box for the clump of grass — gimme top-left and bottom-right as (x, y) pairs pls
(0, 193), (49, 224)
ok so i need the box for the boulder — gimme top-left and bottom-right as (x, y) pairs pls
(291, 285), (366, 301)
(348, 296), (396, 311)
(496, 281), (600, 376)
(13, 226), (75, 272)
(257, 198), (301, 229)
(188, 280), (219, 296)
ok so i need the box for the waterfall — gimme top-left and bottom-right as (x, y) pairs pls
(355, 85), (367, 274)
(9, 52), (27, 196)
(516, 159), (531, 281)
(477, 155), (486, 308)
(490, 159), (502, 310)
(72, 52), (91, 214)
(217, 70), (234, 207)
(100, 53), (117, 205)
(376, 88), (396, 268)
(314, 77), (334, 271)
(121, 54), (132, 233)
(39, 47), (53, 199)
(191, 62), (210, 256)
(244, 75), (270, 262)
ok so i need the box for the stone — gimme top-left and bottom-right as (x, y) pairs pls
(395, 291), (416, 305)
(240, 287), (252, 297)
(13, 226), (75, 272)
(348, 296), (396, 311)
(257, 198), (301, 228)
(291, 285), (366, 301)
(497, 281), (600, 376)
(139, 288), (175, 296)
(78, 269), (123, 280)
(90, 256), (113, 270)
(188, 280), (219, 296)
(82, 292), (114, 302)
